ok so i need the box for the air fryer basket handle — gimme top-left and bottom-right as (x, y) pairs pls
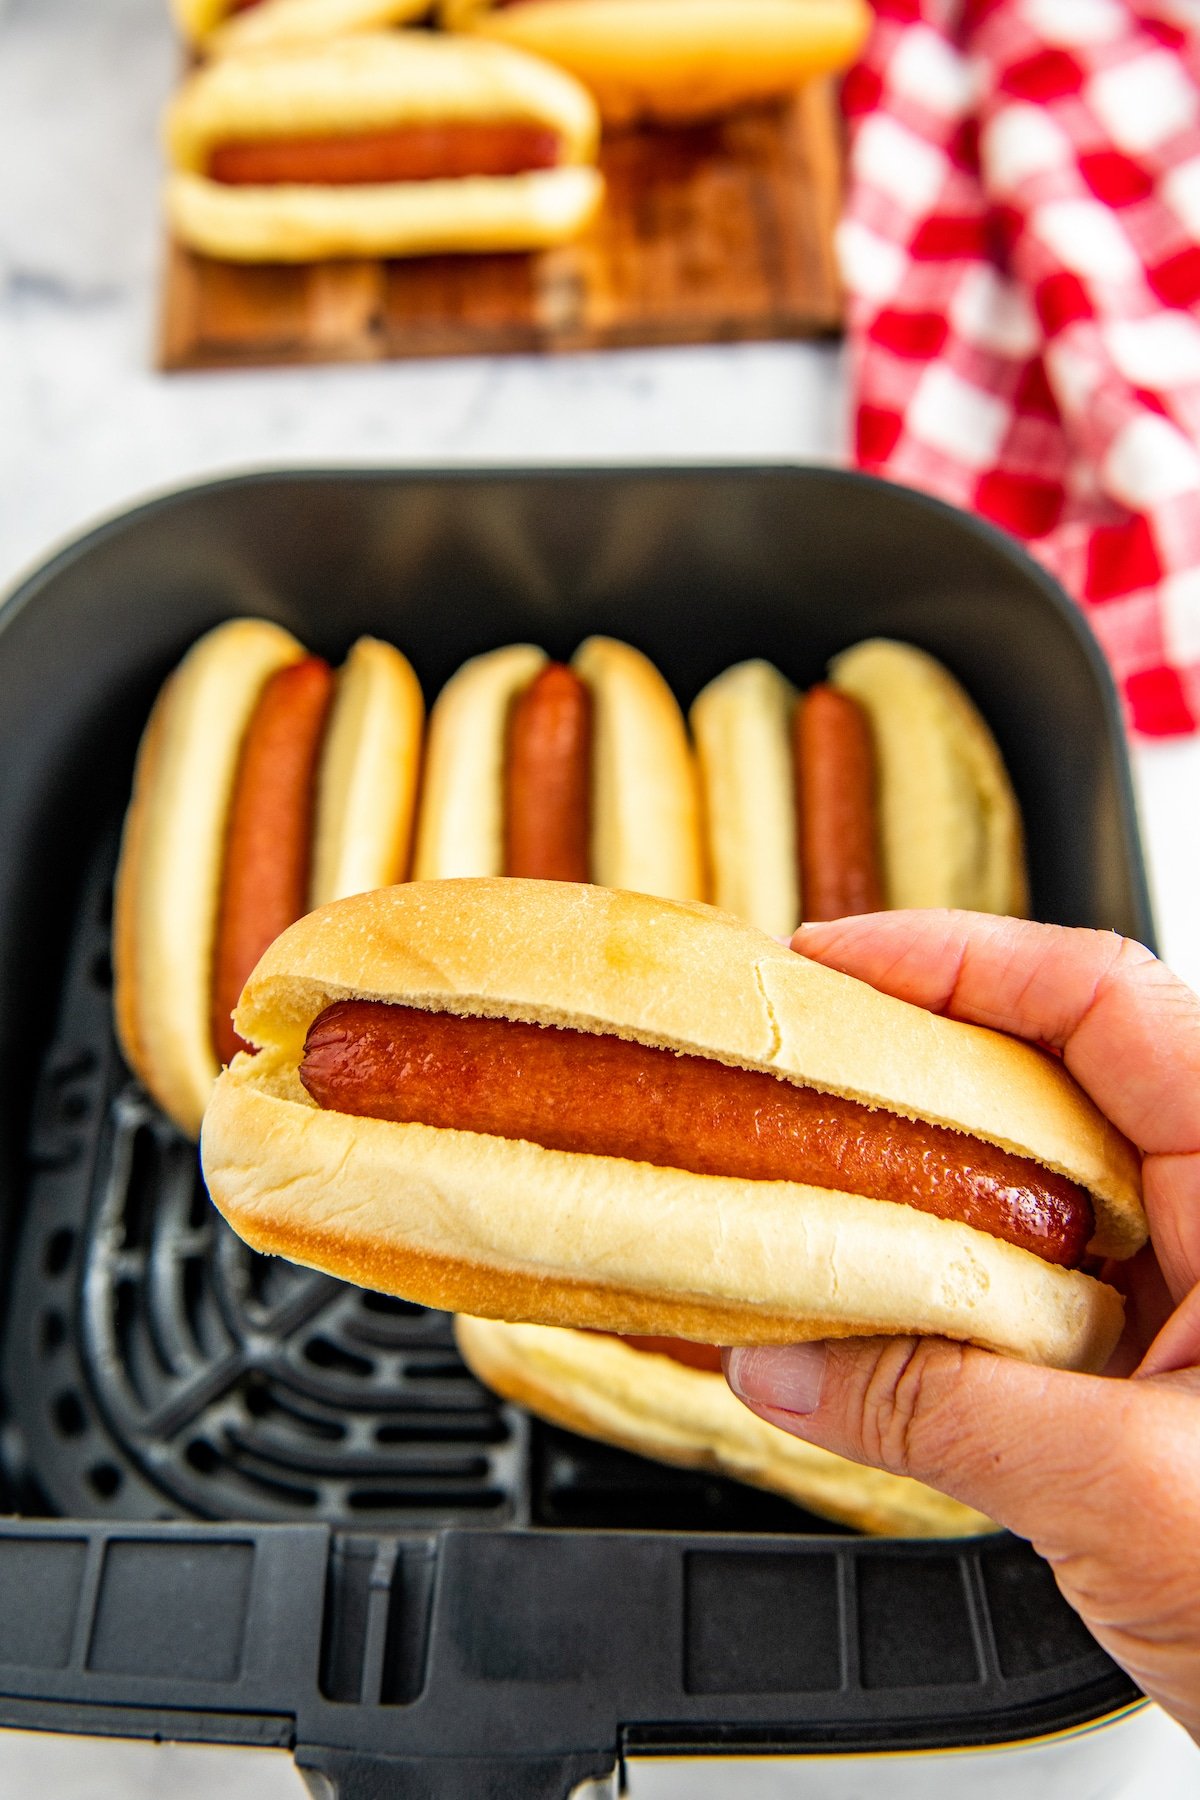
(296, 1747), (618, 1799)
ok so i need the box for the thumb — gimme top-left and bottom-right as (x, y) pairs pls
(723, 1336), (1135, 1544)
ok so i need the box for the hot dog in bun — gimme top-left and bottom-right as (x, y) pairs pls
(165, 34), (603, 262)
(412, 637), (705, 899)
(200, 880), (1144, 1373)
(454, 1315), (993, 1535)
(114, 621), (423, 1138)
(173, 0), (431, 59)
(438, 0), (871, 126)
(691, 642), (1028, 939)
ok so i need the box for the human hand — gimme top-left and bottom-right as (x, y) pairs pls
(724, 912), (1200, 1741)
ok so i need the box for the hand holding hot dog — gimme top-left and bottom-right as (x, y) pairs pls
(726, 911), (1200, 1743)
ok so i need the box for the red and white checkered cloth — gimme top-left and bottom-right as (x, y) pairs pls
(841, 0), (1200, 734)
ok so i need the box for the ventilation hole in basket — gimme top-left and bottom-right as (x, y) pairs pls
(44, 1228), (75, 1277)
(121, 1126), (159, 1250)
(233, 1467), (320, 1508)
(361, 1292), (423, 1318)
(60, 1091), (89, 1124)
(412, 1359), (474, 1382)
(240, 1376), (346, 1440)
(346, 1485), (504, 1513)
(187, 1169), (213, 1232)
(88, 1462), (123, 1499)
(53, 1391), (87, 1438)
(304, 1337), (374, 1379)
(376, 1416), (509, 1446)
(182, 1256), (212, 1360)
(186, 1438), (220, 1475)
(40, 1310), (67, 1355)
(91, 950), (113, 992)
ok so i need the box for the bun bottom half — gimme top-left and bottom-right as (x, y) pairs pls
(167, 166), (603, 262)
(202, 1059), (1126, 1373)
(455, 1315), (994, 1537)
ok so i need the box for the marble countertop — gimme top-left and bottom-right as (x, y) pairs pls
(2, 2), (1200, 1793)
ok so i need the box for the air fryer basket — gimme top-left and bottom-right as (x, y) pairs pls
(0, 470), (1152, 1796)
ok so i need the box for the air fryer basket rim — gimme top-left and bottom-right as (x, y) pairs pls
(0, 466), (1148, 1795)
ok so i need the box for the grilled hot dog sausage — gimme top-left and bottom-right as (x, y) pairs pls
(209, 124), (561, 187)
(299, 1002), (1094, 1266)
(210, 657), (335, 1068)
(504, 662), (593, 882)
(794, 684), (884, 921)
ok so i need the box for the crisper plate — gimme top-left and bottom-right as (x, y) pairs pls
(0, 469), (1152, 1796)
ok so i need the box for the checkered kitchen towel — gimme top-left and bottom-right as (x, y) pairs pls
(841, 0), (1200, 734)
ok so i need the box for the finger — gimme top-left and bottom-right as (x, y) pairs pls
(791, 911), (1200, 1159)
(724, 1336), (1151, 1546)
(1137, 1284), (1200, 1379)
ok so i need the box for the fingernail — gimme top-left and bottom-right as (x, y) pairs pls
(725, 1343), (827, 1415)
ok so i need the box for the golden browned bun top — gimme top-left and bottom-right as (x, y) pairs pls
(166, 31), (601, 173)
(235, 879), (1144, 1260)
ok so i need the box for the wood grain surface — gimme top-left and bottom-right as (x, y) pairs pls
(159, 80), (844, 371)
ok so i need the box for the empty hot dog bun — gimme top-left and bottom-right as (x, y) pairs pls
(173, 0), (432, 58)
(114, 621), (423, 1139)
(201, 880), (1144, 1373)
(692, 642), (1028, 938)
(412, 637), (704, 900)
(165, 34), (602, 262)
(455, 1316), (993, 1536)
(439, 0), (870, 126)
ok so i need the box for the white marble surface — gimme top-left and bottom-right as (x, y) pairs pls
(2, 2), (1200, 1794)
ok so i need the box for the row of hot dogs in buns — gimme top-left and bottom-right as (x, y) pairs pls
(163, 4), (869, 262)
(172, 0), (869, 128)
(114, 618), (1028, 1139)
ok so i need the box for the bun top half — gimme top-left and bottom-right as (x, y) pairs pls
(235, 879), (1145, 1261)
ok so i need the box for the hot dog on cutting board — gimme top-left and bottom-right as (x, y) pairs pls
(200, 879), (1145, 1376)
(438, 0), (871, 126)
(113, 620), (423, 1139)
(165, 33), (602, 262)
(173, 0), (431, 58)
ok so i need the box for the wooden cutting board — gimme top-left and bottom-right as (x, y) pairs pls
(159, 79), (844, 371)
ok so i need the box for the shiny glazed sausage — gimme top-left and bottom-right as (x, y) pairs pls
(298, 1002), (1094, 1266)
(504, 662), (593, 882)
(208, 124), (562, 187)
(210, 657), (335, 1068)
(794, 684), (884, 921)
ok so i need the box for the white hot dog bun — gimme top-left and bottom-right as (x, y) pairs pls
(454, 1315), (994, 1537)
(830, 639), (1029, 915)
(692, 642), (1028, 934)
(439, 0), (871, 126)
(165, 33), (602, 262)
(113, 621), (423, 1138)
(201, 880), (1144, 1372)
(175, 0), (432, 58)
(413, 638), (705, 900)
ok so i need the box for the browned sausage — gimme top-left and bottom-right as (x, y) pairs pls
(504, 663), (593, 882)
(299, 1002), (1094, 1266)
(210, 657), (335, 1069)
(209, 124), (562, 188)
(794, 684), (884, 922)
(617, 1336), (724, 1372)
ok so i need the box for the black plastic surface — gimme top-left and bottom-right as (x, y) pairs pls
(0, 469), (1153, 1794)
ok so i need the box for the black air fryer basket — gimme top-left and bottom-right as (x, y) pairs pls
(0, 470), (1153, 1797)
